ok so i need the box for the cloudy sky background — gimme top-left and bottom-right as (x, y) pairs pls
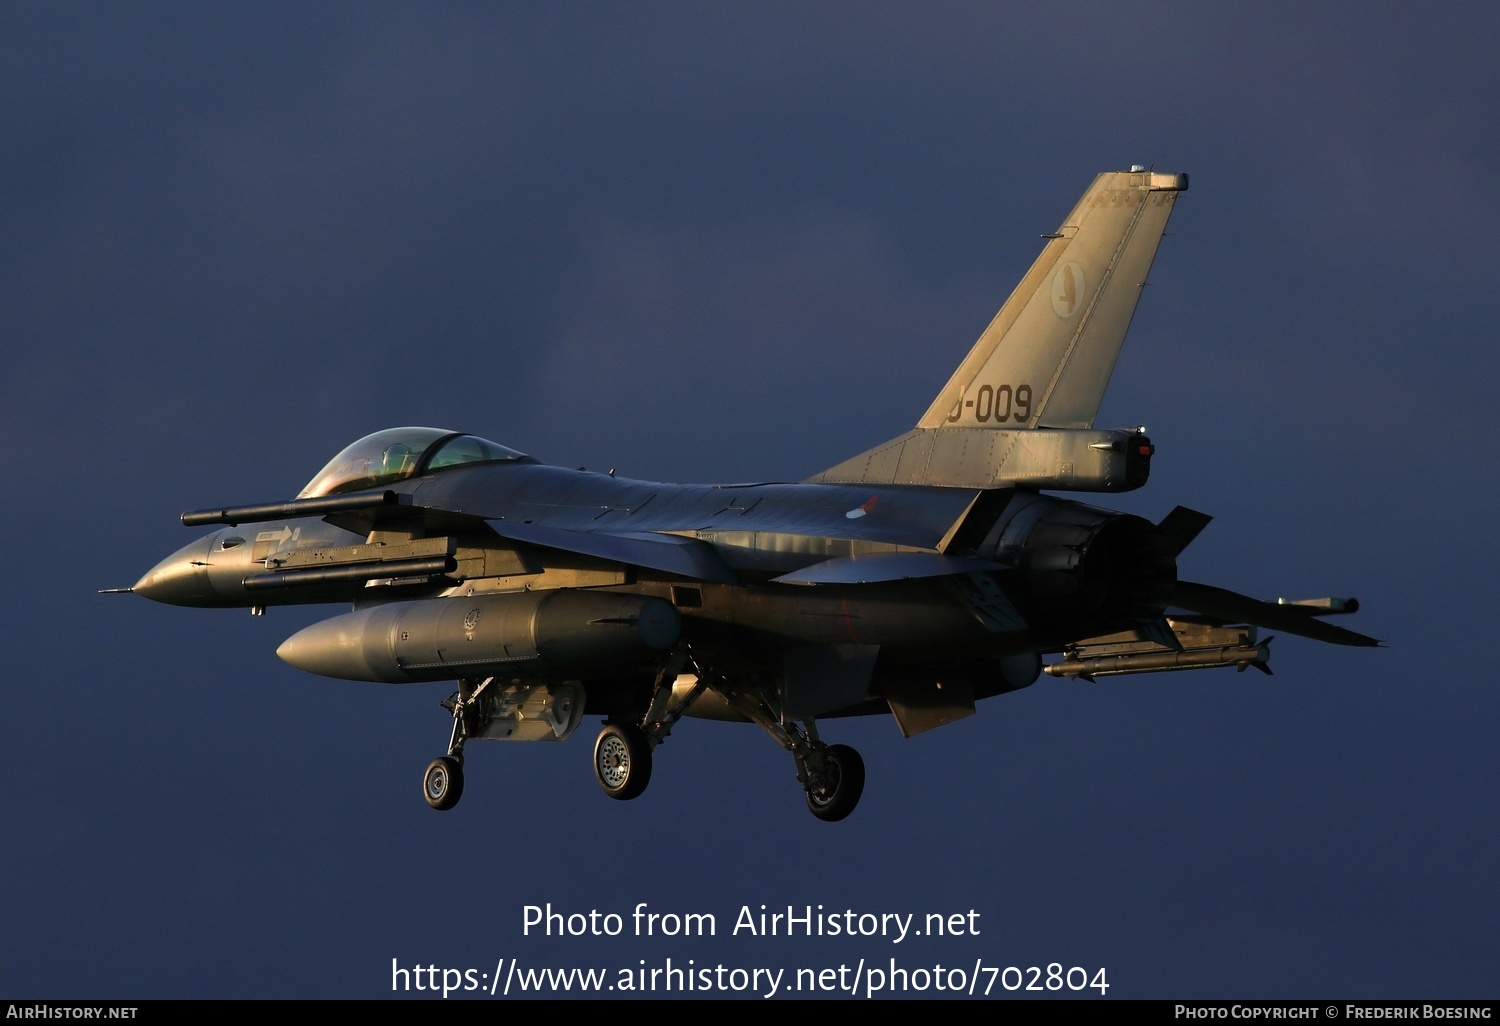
(3, 3), (1496, 999)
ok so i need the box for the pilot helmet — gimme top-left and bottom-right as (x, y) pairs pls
(380, 442), (417, 479)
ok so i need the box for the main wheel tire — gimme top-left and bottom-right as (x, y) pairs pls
(423, 756), (464, 811)
(593, 722), (652, 801)
(805, 743), (864, 822)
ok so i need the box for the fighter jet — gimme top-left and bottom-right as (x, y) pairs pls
(119, 168), (1377, 821)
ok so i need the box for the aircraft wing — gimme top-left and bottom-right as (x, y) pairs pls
(473, 482), (987, 585)
(407, 467), (984, 551)
(177, 471), (993, 589)
(484, 521), (741, 584)
(390, 467), (992, 583)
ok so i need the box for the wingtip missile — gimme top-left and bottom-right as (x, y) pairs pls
(1277, 596), (1360, 615)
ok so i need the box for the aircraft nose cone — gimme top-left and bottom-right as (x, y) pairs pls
(133, 535), (218, 606)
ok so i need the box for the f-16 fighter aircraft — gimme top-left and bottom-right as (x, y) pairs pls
(120, 168), (1377, 820)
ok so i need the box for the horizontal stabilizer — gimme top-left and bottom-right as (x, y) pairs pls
(486, 521), (739, 584)
(772, 552), (1003, 586)
(1173, 580), (1380, 647)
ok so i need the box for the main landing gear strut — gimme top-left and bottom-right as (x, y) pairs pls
(588, 647), (704, 804)
(800, 740), (866, 822)
(583, 666), (866, 820)
(675, 661), (867, 822)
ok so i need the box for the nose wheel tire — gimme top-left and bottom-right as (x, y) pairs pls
(805, 743), (864, 822)
(423, 756), (464, 811)
(594, 722), (652, 801)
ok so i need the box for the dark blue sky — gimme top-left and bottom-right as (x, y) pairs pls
(4, 3), (1496, 1000)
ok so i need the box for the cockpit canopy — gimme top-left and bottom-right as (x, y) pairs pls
(298, 427), (534, 498)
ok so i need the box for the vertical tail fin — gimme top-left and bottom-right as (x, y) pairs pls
(814, 168), (1187, 489)
(924, 168), (1187, 430)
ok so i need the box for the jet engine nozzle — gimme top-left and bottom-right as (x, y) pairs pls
(984, 494), (1176, 635)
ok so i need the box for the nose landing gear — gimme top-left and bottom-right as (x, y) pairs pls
(423, 679), (474, 811)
